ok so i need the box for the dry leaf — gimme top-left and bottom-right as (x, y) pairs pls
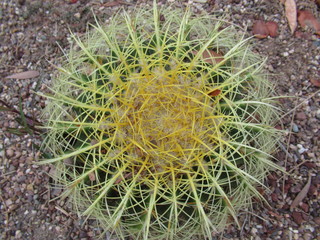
(298, 10), (320, 34)
(310, 78), (320, 87)
(285, 0), (297, 34)
(253, 21), (278, 38)
(266, 21), (279, 37)
(102, 1), (120, 7)
(102, 1), (131, 7)
(290, 174), (311, 211)
(193, 49), (224, 65)
(208, 89), (221, 97)
(253, 20), (269, 39)
(6, 70), (40, 79)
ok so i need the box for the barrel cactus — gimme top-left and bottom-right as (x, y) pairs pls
(41, 4), (281, 240)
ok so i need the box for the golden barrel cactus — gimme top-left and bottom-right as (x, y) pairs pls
(41, 4), (281, 240)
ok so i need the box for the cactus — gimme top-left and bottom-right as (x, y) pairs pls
(41, 4), (282, 240)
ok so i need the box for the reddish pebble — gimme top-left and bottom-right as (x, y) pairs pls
(292, 211), (303, 224)
(310, 78), (320, 87)
(314, 217), (320, 225)
(296, 112), (306, 120)
(271, 193), (278, 202)
(300, 202), (309, 212)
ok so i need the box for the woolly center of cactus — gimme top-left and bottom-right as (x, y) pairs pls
(110, 66), (220, 172)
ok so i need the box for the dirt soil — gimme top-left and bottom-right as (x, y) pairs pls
(0, 0), (319, 239)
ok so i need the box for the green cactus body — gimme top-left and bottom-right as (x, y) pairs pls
(41, 4), (281, 240)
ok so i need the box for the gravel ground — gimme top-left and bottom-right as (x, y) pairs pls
(0, 0), (319, 239)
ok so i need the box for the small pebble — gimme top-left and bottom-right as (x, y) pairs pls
(305, 225), (314, 232)
(307, 152), (315, 158)
(5, 199), (13, 206)
(296, 112), (307, 120)
(313, 39), (320, 48)
(15, 151), (22, 158)
(314, 217), (320, 225)
(297, 144), (308, 154)
(303, 233), (313, 240)
(316, 109), (320, 120)
(251, 227), (258, 235)
(292, 124), (299, 133)
(6, 148), (14, 157)
(15, 230), (22, 238)
(74, 12), (81, 19)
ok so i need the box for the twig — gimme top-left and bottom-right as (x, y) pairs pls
(0, 99), (43, 134)
(279, 89), (320, 120)
(55, 206), (77, 221)
(0, 99), (41, 125)
(281, 98), (296, 202)
(0, 190), (9, 228)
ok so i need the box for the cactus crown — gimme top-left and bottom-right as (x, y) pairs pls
(41, 3), (281, 240)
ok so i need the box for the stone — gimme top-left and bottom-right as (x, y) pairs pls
(15, 230), (22, 238)
(316, 109), (320, 120)
(300, 202), (309, 212)
(6, 148), (14, 157)
(296, 112), (307, 120)
(74, 12), (81, 19)
(292, 124), (299, 133)
(314, 217), (320, 225)
(251, 227), (258, 235)
(292, 211), (303, 225)
(15, 151), (22, 158)
(303, 233), (313, 240)
(5, 199), (13, 206)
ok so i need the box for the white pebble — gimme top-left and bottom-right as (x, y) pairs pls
(251, 227), (258, 235)
(297, 144), (308, 154)
(15, 230), (22, 238)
